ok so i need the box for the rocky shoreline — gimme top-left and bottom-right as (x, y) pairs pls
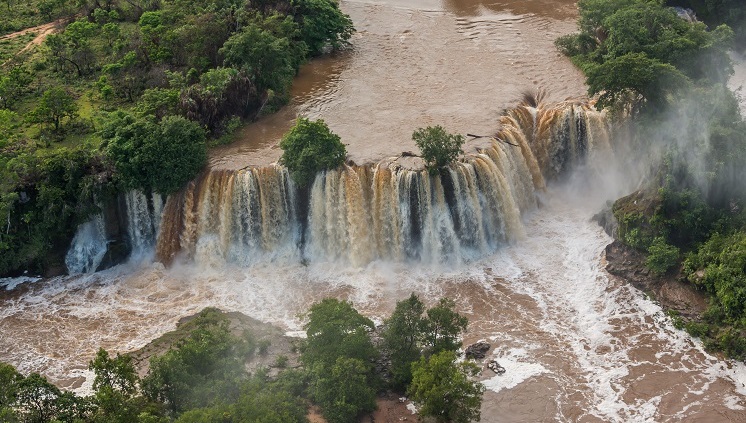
(593, 203), (708, 323)
(604, 240), (707, 322)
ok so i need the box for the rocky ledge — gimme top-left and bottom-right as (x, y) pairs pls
(605, 240), (707, 321)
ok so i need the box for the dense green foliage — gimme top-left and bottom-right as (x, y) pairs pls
(279, 117), (347, 187)
(0, 0), (354, 276)
(0, 146), (108, 276)
(408, 351), (485, 423)
(680, 232), (746, 358)
(563, 0), (746, 357)
(557, 0), (733, 114)
(381, 295), (469, 390)
(141, 316), (253, 414)
(28, 86), (79, 133)
(301, 298), (377, 423)
(646, 237), (680, 276)
(667, 0), (746, 51)
(381, 293), (426, 389)
(102, 113), (206, 194)
(1, 300), (484, 423)
(412, 125), (464, 174)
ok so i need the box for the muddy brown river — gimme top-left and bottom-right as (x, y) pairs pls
(2, 1), (746, 421)
(210, 0), (586, 168)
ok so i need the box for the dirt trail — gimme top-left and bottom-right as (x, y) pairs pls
(1, 19), (64, 64)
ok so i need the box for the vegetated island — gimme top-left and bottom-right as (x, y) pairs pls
(1, 297), (490, 423)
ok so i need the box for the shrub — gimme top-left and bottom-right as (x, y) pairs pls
(645, 237), (679, 276)
(412, 125), (464, 174)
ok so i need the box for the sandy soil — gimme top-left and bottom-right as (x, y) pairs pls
(1, 18), (65, 65)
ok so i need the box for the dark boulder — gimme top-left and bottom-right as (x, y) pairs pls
(465, 341), (491, 360)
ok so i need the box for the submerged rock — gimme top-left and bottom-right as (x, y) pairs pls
(488, 360), (506, 375)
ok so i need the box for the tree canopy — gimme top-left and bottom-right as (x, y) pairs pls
(412, 125), (464, 174)
(557, 0), (734, 113)
(103, 113), (207, 194)
(279, 118), (347, 187)
(408, 350), (485, 423)
(381, 294), (469, 391)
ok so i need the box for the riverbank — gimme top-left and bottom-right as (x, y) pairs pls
(604, 240), (707, 322)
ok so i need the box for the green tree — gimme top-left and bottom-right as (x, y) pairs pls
(179, 67), (259, 133)
(645, 236), (679, 276)
(175, 372), (309, 423)
(141, 308), (253, 414)
(15, 373), (63, 423)
(292, 0), (354, 56)
(135, 88), (179, 121)
(28, 87), (79, 132)
(422, 297), (468, 355)
(0, 67), (31, 109)
(381, 293), (426, 389)
(408, 351), (485, 423)
(309, 357), (376, 423)
(220, 23), (296, 94)
(0, 362), (22, 421)
(412, 126), (464, 174)
(0, 109), (20, 145)
(103, 113), (207, 194)
(585, 52), (689, 112)
(89, 349), (162, 423)
(302, 298), (376, 368)
(302, 299), (378, 422)
(560, 0), (734, 113)
(279, 118), (346, 187)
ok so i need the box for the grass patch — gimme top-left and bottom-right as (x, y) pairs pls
(0, 31), (35, 63)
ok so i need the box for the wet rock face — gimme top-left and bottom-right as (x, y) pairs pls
(465, 341), (491, 360)
(592, 200), (618, 238)
(604, 240), (707, 321)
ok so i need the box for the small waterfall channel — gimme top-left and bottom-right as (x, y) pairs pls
(67, 99), (612, 271)
(65, 191), (165, 274)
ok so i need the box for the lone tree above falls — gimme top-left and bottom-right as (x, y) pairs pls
(412, 125), (464, 174)
(279, 117), (347, 187)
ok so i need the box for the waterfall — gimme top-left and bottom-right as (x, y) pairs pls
(65, 214), (108, 274)
(125, 191), (165, 258)
(155, 168), (300, 266)
(151, 99), (611, 267)
(58, 100), (610, 269)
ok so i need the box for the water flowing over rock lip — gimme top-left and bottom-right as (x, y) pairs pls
(208, 0), (587, 170)
(0, 275), (41, 291)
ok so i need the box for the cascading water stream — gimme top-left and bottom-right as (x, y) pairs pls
(125, 191), (165, 258)
(65, 214), (108, 274)
(148, 100), (610, 268)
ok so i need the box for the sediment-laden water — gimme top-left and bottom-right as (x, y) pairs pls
(1, 0), (746, 421)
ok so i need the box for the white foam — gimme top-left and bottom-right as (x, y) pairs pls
(0, 276), (41, 291)
(482, 347), (549, 393)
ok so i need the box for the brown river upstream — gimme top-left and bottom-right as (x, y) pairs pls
(3, 1), (746, 422)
